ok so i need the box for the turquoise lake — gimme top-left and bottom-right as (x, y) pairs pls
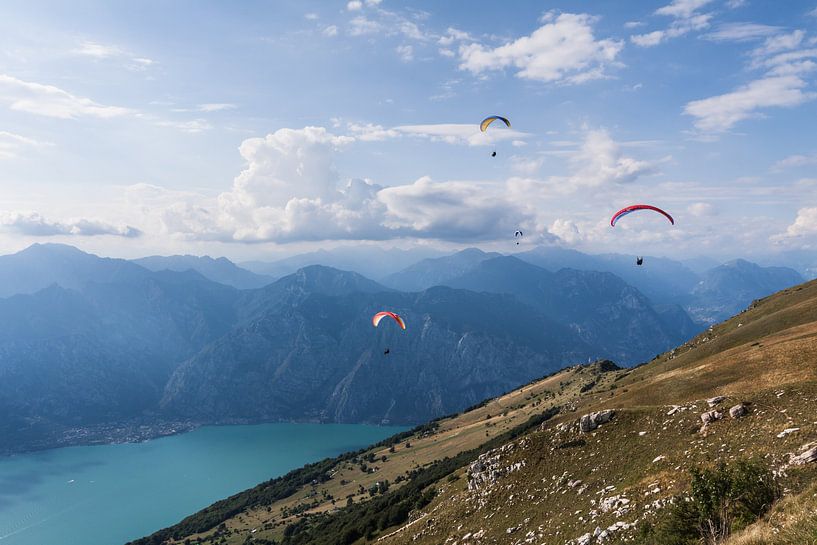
(0, 423), (405, 545)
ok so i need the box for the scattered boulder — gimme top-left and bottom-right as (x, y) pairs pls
(579, 410), (616, 433)
(729, 404), (747, 418)
(777, 427), (800, 439)
(700, 410), (723, 425)
(790, 442), (817, 465)
(707, 396), (726, 407)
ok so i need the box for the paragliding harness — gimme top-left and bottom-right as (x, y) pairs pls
(636, 256), (643, 266)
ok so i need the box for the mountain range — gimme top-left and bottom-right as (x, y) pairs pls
(132, 275), (817, 545)
(0, 243), (803, 453)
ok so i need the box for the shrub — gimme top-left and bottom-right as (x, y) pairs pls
(636, 459), (780, 545)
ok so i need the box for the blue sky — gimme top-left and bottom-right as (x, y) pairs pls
(1, 0), (816, 263)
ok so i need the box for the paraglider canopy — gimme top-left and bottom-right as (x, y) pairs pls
(610, 204), (674, 227)
(480, 115), (511, 132)
(514, 230), (523, 245)
(636, 256), (643, 266)
(372, 311), (406, 330)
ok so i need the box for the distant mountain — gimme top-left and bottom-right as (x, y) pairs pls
(686, 259), (804, 323)
(161, 282), (591, 425)
(133, 254), (274, 289)
(516, 246), (700, 304)
(0, 243), (151, 298)
(241, 246), (446, 281)
(430, 255), (698, 363)
(381, 248), (501, 291)
(0, 269), (237, 448)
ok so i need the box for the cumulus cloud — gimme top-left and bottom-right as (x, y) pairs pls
(776, 207), (817, 240)
(631, 0), (713, 47)
(0, 74), (131, 119)
(347, 1), (363, 11)
(0, 131), (52, 160)
(555, 129), (656, 190)
(457, 13), (623, 83)
(684, 74), (815, 132)
(0, 211), (141, 237)
(323, 25), (339, 37)
(131, 126), (531, 244)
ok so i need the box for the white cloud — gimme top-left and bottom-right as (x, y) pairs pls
(509, 155), (543, 175)
(72, 40), (156, 71)
(197, 103), (236, 112)
(772, 152), (817, 171)
(752, 30), (806, 58)
(556, 129), (656, 190)
(73, 40), (124, 59)
(704, 22), (781, 42)
(155, 118), (212, 133)
(624, 21), (644, 29)
(631, 31), (666, 47)
(655, 0), (713, 18)
(396, 44), (414, 62)
(347, 1), (363, 11)
(631, 0), (713, 47)
(0, 211), (141, 237)
(348, 16), (382, 36)
(393, 123), (526, 146)
(688, 202), (715, 216)
(457, 13), (623, 83)
(0, 74), (131, 119)
(323, 25), (339, 37)
(365, 0), (382, 5)
(810, 6), (817, 17)
(684, 75), (816, 132)
(726, 0), (746, 8)
(438, 27), (471, 46)
(777, 207), (817, 239)
(346, 122), (400, 141)
(0, 131), (52, 160)
(305, 12), (319, 20)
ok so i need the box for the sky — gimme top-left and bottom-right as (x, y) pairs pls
(1, 0), (816, 263)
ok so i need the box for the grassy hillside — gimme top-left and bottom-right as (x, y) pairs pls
(132, 280), (817, 545)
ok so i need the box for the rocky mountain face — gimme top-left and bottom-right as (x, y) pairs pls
(161, 284), (590, 424)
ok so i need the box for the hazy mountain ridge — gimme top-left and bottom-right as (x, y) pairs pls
(133, 254), (274, 289)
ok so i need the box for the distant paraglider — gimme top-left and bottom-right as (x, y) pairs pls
(480, 115), (511, 157)
(636, 256), (643, 266)
(514, 230), (523, 245)
(610, 204), (674, 227)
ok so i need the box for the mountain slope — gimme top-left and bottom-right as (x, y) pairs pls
(133, 278), (817, 545)
(133, 254), (274, 289)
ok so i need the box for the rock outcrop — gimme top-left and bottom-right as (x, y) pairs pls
(579, 410), (616, 433)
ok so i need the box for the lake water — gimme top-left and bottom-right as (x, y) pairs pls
(0, 423), (405, 545)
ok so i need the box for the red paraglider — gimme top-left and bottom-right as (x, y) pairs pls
(372, 311), (407, 330)
(610, 204), (674, 227)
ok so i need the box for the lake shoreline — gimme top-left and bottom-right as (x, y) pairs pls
(1, 417), (413, 457)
